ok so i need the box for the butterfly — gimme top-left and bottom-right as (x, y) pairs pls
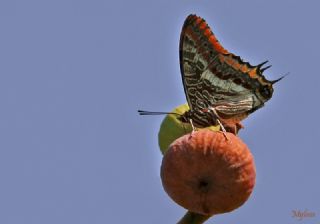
(138, 14), (284, 134)
(177, 14), (284, 134)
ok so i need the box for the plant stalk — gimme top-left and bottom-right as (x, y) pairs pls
(177, 211), (212, 224)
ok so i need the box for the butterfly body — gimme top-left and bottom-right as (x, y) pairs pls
(179, 14), (279, 133)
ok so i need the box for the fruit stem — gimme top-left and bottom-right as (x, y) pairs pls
(177, 211), (212, 224)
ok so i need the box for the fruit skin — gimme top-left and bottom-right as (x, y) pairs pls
(158, 104), (220, 154)
(161, 130), (256, 216)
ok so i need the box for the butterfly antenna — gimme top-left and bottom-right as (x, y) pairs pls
(138, 110), (182, 116)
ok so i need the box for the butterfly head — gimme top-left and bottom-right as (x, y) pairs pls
(256, 78), (286, 107)
(257, 84), (274, 102)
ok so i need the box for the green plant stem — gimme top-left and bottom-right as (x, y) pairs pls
(177, 211), (212, 224)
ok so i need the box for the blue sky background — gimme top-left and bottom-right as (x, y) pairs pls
(0, 1), (319, 223)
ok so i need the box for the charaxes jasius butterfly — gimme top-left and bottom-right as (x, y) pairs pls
(139, 14), (284, 134)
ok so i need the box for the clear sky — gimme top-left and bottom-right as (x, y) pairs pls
(0, 0), (319, 223)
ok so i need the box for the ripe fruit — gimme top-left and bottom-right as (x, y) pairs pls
(158, 104), (220, 154)
(161, 130), (256, 215)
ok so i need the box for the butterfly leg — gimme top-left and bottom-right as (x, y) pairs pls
(208, 107), (229, 140)
(189, 118), (196, 133)
(187, 118), (196, 138)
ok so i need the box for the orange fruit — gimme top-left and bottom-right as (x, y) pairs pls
(161, 130), (256, 215)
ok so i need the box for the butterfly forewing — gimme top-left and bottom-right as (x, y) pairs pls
(179, 15), (228, 111)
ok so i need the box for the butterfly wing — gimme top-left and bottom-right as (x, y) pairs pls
(179, 14), (228, 111)
(179, 14), (275, 119)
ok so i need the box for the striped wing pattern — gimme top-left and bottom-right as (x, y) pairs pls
(179, 15), (276, 132)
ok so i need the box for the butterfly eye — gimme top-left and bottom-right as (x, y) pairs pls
(259, 86), (271, 98)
